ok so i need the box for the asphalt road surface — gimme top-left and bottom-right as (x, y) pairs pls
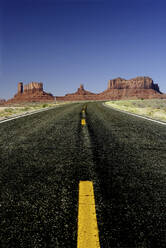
(0, 102), (166, 248)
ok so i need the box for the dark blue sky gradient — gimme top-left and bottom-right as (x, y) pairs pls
(1, 0), (166, 99)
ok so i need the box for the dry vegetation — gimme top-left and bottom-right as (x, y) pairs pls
(0, 102), (70, 120)
(106, 99), (166, 122)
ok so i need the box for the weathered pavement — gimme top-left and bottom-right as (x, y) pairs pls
(0, 102), (166, 248)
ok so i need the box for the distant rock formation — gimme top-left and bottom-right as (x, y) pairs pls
(108, 77), (160, 92)
(24, 82), (43, 93)
(99, 76), (162, 100)
(56, 77), (164, 101)
(5, 76), (165, 103)
(56, 84), (98, 101)
(18, 82), (23, 94)
(7, 82), (55, 103)
(0, 99), (6, 105)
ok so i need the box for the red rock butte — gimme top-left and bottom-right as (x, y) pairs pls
(56, 84), (97, 101)
(0, 99), (6, 105)
(99, 76), (163, 100)
(7, 82), (55, 103)
(56, 77), (164, 101)
(5, 77), (166, 103)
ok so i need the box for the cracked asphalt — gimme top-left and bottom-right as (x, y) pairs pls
(0, 102), (166, 248)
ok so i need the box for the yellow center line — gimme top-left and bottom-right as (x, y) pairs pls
(81, 119), (86, 126)
(77, 181), (100, 248)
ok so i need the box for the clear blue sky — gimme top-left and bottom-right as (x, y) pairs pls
(1, 0), (166, 99)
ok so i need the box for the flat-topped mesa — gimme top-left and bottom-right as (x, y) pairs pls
(7, 82), (54, 103)
(0, 99), (6, 105)
(6, 76), (165, 103)
(108, 76), (160, 92)
(24, 82), (43, 93)
(56, 76), (164, 101)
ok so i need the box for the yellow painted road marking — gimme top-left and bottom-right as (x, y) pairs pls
(77, 181), (100, 248)
(81, 119), (86, 126)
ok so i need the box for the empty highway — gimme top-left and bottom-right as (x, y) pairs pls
(0, 102), (166, 248)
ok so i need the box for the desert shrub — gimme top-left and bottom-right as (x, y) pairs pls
(4, 108), (13, 113)
(42, 103), (49, 108)
(22, 107), (30, 111)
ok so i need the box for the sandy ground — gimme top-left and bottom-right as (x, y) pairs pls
(0, 102), (71, 120)
(0, 107), (22, 111)
(106, 100), (166, 122)
(0, 106), (48, 120)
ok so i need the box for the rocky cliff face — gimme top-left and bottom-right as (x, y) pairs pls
(57, 85), (97, 101)
(24, 82), (43, 93)
(0, 99), (6, 105)
(6, 76), (164, 103)
(66, 84), (96, 96)
(7, 82), (54, 103)
(108, 77), (160, 92)
(56, 77), (163, 101)
(97, 76), (162, 100)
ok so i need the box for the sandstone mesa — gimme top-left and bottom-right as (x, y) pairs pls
(56, 77), (164, 101)
(7, 82), (54, 103)
(3, 76), (166, 103)
(0, 99), (6, 105)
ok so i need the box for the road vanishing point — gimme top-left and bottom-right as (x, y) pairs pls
(0, 102), (166, 248)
